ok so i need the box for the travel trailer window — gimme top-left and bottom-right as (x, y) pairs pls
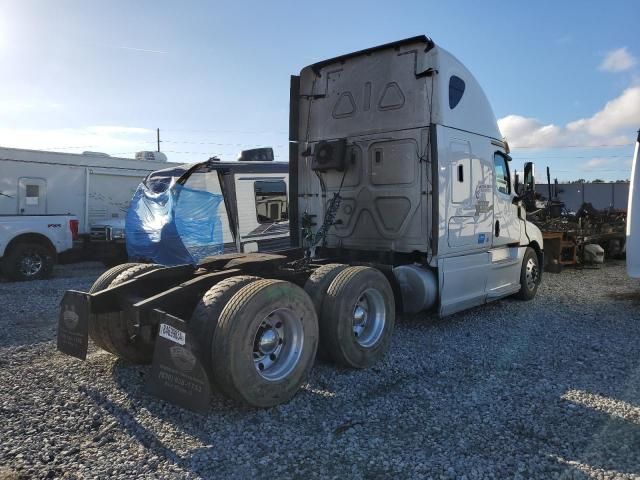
(25, 185), (40, 203)
(254, 180), (288, 223)
(493, 153), (511, 195)
(449, 75), (465, 109)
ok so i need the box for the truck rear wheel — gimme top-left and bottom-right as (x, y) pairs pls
(211, 279), (318, 407)
(304, 263), (348, 359)
(93, 263), (162, 363)
(88, 262), (141, 352)
(189, 275), (261, 382)
(321, 266), (395, 368)
(515, 247), (540, 300)
(3, 242), (55, 281)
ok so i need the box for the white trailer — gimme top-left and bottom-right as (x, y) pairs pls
(0, 147), (173, 234)
(123, 158), (290, 264)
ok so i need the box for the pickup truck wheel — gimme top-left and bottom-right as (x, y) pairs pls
(304, 263), (348, 360)
(189, 275), (261, 384)
(3, 242), (55, 281)
(211, 279), (318, 407)
(321, 266), (395, 368)
(515, 247), (540, 301)
(94, 263), (162, 363)
(88, 262), (141, 352)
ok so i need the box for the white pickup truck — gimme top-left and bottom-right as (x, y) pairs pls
(0, 215), (79, 281)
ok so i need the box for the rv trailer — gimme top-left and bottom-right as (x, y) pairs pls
(57, 36), (543, 410)
(125, 155), (290, 265)
(0, 147), (174, 276)
(0, 147), (173, 234)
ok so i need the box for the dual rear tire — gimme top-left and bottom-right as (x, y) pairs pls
(320, 266), (395, 368)
(191, 278), (318, 408)
(304, 265), (395, 368)
(88, 263), (161, 363)
(191, 265), (395, 407)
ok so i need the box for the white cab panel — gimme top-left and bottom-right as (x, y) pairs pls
(438, 251), (489, 316)
(437, 125), (494, 256)
(486, 246), (524, 299)
(627, 137), (640, 278)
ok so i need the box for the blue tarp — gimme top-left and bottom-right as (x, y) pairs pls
(125, 179), (224, 266)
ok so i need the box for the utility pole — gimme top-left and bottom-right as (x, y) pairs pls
(157, 128), (161, 152)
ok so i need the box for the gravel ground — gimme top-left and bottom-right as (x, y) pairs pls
(1, 260), (639, 479)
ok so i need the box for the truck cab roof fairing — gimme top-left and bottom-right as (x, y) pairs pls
(298, 37), (502, 142)
(435, 47), (501, 141)
(308, 36), (435, 75)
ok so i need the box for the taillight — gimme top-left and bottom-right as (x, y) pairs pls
(69, 219), (79, 240)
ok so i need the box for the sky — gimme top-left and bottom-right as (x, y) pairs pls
(0, 0), (638, 181)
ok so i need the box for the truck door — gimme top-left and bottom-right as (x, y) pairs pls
(18, 178), (47, 215)
(438, 128), (494, 254)
(436, 127), (495, 316)
(492, 152), (520, 247)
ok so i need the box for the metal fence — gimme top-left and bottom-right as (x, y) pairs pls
(535, 183), (630, 212)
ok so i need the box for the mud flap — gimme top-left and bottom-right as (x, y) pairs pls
(145, 310), (212, 413)
(57, 290), (90, 360)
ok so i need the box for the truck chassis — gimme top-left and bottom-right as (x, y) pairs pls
(58, 250), (398, 410)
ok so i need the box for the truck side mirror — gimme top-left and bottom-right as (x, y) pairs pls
(523, 162), (535, 192)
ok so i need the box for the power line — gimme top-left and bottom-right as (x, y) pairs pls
(39, 145), (102, 150)
(512, 143), (633, 149)
(552, 168), (631, 173)
(160, 128), (288, 135)
(161, 140), (287, 147)
(513, 154), (631, 160)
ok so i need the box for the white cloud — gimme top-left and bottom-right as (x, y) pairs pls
(567, 86), (640, 135)
(0, 125), (153, 156)
(498, 86), (640, 148)
(583, 158), (614, 170)
(599, 47), (637, 73)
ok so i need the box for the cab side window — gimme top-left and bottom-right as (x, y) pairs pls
(493, 153), (511, 195)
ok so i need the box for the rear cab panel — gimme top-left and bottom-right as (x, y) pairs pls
(295, 37), (435, 254)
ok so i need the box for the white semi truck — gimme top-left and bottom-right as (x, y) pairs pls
(627, 130), (639, 278)
(57, 36), (543, 410)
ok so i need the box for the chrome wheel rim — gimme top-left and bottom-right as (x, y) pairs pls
(19, 251), (43, 277)
(352, 288), (386, 348)
(253, 308), (303, 381)
(525, 257), (539, 290)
